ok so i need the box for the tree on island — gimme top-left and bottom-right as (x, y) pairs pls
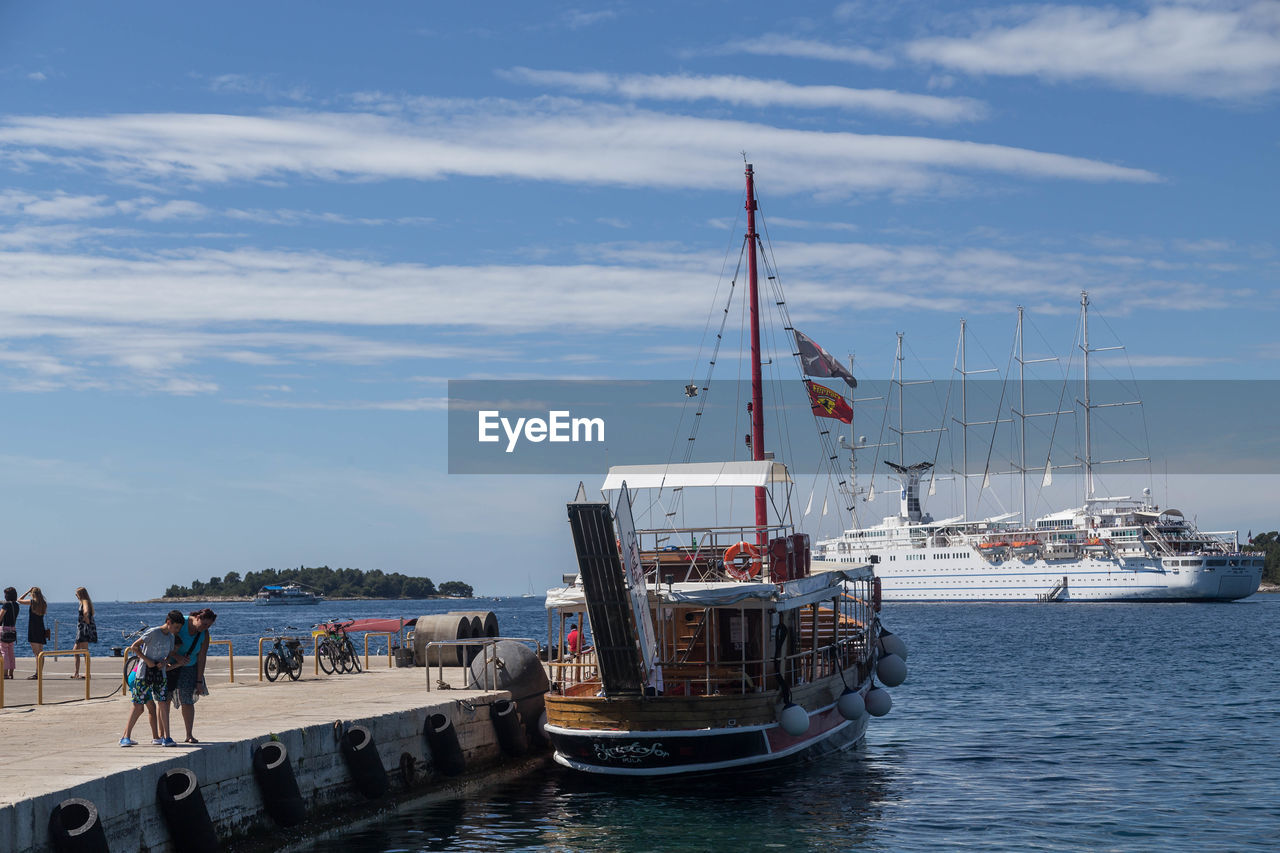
(163, 565), (469, 599)
(1245, 532), (1280, 585)
(437, 580), (475, 598)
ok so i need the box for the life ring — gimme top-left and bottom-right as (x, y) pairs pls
(722, 541), (761, 580)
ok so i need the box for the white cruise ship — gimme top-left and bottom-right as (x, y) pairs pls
(813, 460), (1262, 601)
(812, 293), (1263, 602)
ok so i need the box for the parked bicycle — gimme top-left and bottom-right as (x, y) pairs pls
(264, 631), (305, 682)
(313, 620), (362, 674)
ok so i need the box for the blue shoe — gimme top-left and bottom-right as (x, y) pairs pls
(161, 737), (177, 747)
(119, 737), (136, 747)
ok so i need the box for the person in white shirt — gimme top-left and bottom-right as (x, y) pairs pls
(119, 610), (184, 747)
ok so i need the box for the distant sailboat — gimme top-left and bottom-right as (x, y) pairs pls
(522, 575), (540, 598)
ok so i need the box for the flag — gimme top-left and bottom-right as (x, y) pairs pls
(928, 476), (936, 496)
(822, 495), (829, 516)
(805, 380), (853, 424)
(1041, 459), (1053, 488)
(982, 472), (990, 490)
(794, 329), (856, 388)
(804, 489), (814, 516)
(868, 484), (876, 501)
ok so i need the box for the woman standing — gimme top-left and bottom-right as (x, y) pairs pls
(72, 586), (96, 679)
(1, 588), (18, 679)
(171, 608), (217, 744)
(18, 587), (48, 678)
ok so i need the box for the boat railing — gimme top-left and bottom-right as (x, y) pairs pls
(636, 523), (794, 582)
(546, 649), (600, 694)
(548, 631), (870, 698)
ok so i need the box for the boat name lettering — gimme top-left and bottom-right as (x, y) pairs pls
(592, 741), (669, 763)
(478, 410), (605, 453)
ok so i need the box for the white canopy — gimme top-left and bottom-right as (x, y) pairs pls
(601, 461), (792, 491)
(545, 568), (869, 612)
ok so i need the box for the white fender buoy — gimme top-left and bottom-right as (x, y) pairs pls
(880, 630), (908, 661)
(779, 702), (810, 736)
(865, 687), (892, 717)
(877, 653), (908, 687)
(837, 688), (866, 721)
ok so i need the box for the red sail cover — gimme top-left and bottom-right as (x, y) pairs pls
(805, 380), (853, 424)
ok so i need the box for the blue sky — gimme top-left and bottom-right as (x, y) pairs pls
(1, 1), (1276, 598)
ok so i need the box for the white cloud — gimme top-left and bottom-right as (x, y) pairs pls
(563, 9), (617, 29)
(0, 103), (1158, 196)
(135, 199), (210, 221)
(907, 2), (1280, 99)
(0, 230), (1256, 392)
(500, 68), (987, 122)
(27, 72), (46, 82)
(715, 35), (894, 69)
(231, 396), (448, 411)
(207, 73), (310, 103)
(1096, 354), (1232, 368)
(0, 190), (117, 220)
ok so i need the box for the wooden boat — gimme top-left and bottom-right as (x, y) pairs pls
(541, 166), (905, 776)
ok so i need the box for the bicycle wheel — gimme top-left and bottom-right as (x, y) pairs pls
(264, 651), (282, 682)
(287, 649), (303, 681)
(344, 638), (362, 672)
(317, 641), (336, 674)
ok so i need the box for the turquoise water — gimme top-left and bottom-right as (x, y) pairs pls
(41, 595), (1279, 850)
(304, 595), (1279, 852)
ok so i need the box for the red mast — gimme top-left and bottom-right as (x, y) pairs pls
(745, 164), (767, 546)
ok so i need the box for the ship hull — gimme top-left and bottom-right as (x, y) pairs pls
(815, 553), (1263, 602)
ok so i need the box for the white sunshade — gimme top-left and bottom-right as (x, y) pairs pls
(544, 568), (869, 611)
(601, 461), (792, 491)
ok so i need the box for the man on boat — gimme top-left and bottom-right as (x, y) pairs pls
(566, 623), (582, 655)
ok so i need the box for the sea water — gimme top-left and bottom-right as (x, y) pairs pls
(305, 595), (1279, 852)
(31, 595), (1279, 850)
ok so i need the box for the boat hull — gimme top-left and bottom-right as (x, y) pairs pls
(814, 553), (1263, 602)
(252, 597), (321, 606)
(546, 702), (867, 776)
(544, 667), (873, 776)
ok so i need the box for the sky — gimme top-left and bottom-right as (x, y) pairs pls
(0, 1), (1276, 599)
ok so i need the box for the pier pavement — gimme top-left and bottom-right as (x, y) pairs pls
(0, 652), (492, 808)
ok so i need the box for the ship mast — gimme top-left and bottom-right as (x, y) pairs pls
(1018, 306), (1027, 524)
(745, 164), (767, 545)
(960, 318), (968, 521)
(1080, 290), (1094, 501)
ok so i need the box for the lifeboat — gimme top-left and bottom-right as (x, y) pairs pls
(976, 542), (1009, 561)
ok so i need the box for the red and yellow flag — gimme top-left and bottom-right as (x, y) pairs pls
(805, 380), (852, 424)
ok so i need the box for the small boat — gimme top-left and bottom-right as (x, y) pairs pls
(541, 165), (904, 777)
(253, 583), (323, 606)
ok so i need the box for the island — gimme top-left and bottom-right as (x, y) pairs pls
(161, 566), (474, 600)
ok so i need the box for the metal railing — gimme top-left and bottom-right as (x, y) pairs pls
(423, 637), (540, 692)
(36, 650), (91, 705)
(208, 640), (234, 682)
(363, 632), (394, 670)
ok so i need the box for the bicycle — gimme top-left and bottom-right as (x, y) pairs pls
(314, 620), (361, 674)
(264, 632), (304, 682)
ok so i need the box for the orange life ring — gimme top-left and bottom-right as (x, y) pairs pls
(722, 541), (761, 580)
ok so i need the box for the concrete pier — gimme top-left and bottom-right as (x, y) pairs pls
(0, 653), (542, 852)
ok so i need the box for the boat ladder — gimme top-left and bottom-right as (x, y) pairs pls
(1036, 576), (1068, 602)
